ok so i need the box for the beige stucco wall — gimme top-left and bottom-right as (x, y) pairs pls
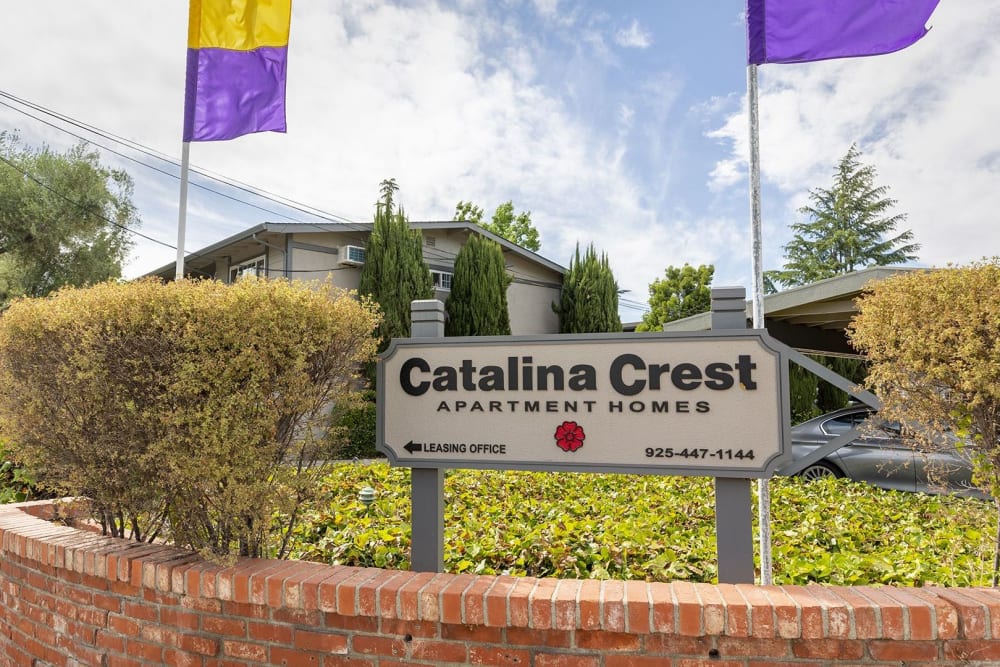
(213, 226), (563, 335)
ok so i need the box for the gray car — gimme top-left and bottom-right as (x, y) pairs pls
(789, 406), (984, 497)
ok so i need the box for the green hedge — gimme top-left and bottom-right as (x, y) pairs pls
(285, 462), (996, 586)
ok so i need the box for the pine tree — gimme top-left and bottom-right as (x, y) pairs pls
(445, 235), (511, 336)
(767, 144), (919, 289)
(358, 179), (433, 352)
(553, 243), (621, 333)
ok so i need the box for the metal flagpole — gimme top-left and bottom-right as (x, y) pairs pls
(747, 63), (773, 585)
(175, 141), (191, 280)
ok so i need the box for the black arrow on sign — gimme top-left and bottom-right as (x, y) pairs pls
(404, 441), (424, 454)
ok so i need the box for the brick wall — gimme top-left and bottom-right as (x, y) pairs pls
(1, 500), (999, 666)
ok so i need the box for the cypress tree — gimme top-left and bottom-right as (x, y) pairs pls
(553, 243), (622, 333)
(358, 179), (433, 352)
(445, 235), (511, 336)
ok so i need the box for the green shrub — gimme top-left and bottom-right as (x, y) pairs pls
(330, 390), (380, 460)
(0, 278), (380, 559)
(286, 462), (996, 586)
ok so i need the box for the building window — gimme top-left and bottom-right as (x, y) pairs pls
(431, 270), (453, 290)
(230, 255), (265, 283)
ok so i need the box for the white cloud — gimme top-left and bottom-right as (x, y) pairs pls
(707, 0), (1000, 270)
(614, 19), (652, 49)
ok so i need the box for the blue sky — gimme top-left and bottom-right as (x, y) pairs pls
(2, 1), (997, 320)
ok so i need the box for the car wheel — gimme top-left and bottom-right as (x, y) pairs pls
(799, 461), (843, 481)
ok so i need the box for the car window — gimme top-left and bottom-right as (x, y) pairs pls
(822, 415), (856, 435)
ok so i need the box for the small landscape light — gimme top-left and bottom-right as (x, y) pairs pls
(358, 486), (376, 508)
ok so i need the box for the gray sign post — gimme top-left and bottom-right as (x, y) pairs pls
(710, 287), (756, 584)
(409, 300), (446, 572)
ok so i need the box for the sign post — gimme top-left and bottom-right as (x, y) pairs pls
(711, 287), (756, 583)
(409, 300), (446, 573)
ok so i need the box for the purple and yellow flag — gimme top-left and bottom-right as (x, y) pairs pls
(747, 0), (940, 65)
(183, 0), (292, 142)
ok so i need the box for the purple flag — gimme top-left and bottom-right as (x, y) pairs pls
(747, 0), (941, 65)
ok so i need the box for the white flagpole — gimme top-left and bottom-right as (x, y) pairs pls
(175, 141), (191, 280)
(747, 63), (773, 585)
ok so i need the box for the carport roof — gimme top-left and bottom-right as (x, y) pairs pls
(660, 266), (919, 357)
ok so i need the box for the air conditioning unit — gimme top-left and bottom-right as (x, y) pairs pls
(339, 245), (366, 266)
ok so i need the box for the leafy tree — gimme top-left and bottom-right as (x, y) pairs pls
(0, 133), (138, 307)
(636, 264), (714, 332)
(359, 179), (433, 352)
(0, 278), (380, 559)
(445, 234), (511, 336)
(849, 261), (1000, 581)
(767, 144), (918, 290)
(453, 199), (541, 251)
(552, 243), (621, 333)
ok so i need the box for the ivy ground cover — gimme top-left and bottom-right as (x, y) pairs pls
(285, 462), (995, 587)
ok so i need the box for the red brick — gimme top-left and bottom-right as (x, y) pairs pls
(108, 613), (141, 637)
(625, 580), (652, 634)
(279, 561), (330, 609)
(203, 615), (247, 638)
(576, 630), (641, 651)
(179, 634), (220, 656)
(643, 634), (714, 656)
(272, 607), (323, 627)
(294, 630), (348, 654)
(248, 620), (292, 645)
(161, 607), (200, 631)
(379, 618), (437, 638)
(907, 586), (960, 639)
(505, 627), (571, 648)
(602, 580), (626, 633)
(96, 630), (126, 653)
(578, 579), (602, 631)
(270, 647), (320, 666)
(536, 654), (600, 667)
(394, 572), (437, 621)
(141, 625), (180, 647)
(528, 578), (558, 630)
(716, 636), (789, 658)
(855, 586), (905, 639)
(468, 645), (532, 666)
(791, 638), (863, 659)
(322, 612), (378, 634)
(694, 582), (726, 635)
(321, 658), (375, 667)
(163, 648), (207, 667)
(351, 634), (406, 657)
(782, 586), (824, 639)
(337, 568), (384, 617)
(441, 623), (503, 643)
(437, 573), (475, 625)
(223, 640), (267, 662)
(484, 576), (519, 627)
(417, 573), (452, 621)
(944, 639), (1000, 661)
(375, 569), (416, 620)
(410, 639), (468, 663)
(298, 568), (345, 612)
(826, 584), (881, 639)
(357, 569), (409, 618)
(122, 600), (158, 623)
(675, 660), (743, 667)
(762, 587), (800, 639)
(870, 639), (940, 660)
(126, 638), (165, 662)
(462, 575), (494, 625)
(606, 656), (672, 667)
(885, 586), (936, 640)
(932, 588), (988, 639)
(673, 581), (701, 636)
(315, 566), (362, 613)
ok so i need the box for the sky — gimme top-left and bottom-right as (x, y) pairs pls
(1, 1), (997, 321)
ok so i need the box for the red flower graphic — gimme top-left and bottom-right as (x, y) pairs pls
(554, 421), (585, 452)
